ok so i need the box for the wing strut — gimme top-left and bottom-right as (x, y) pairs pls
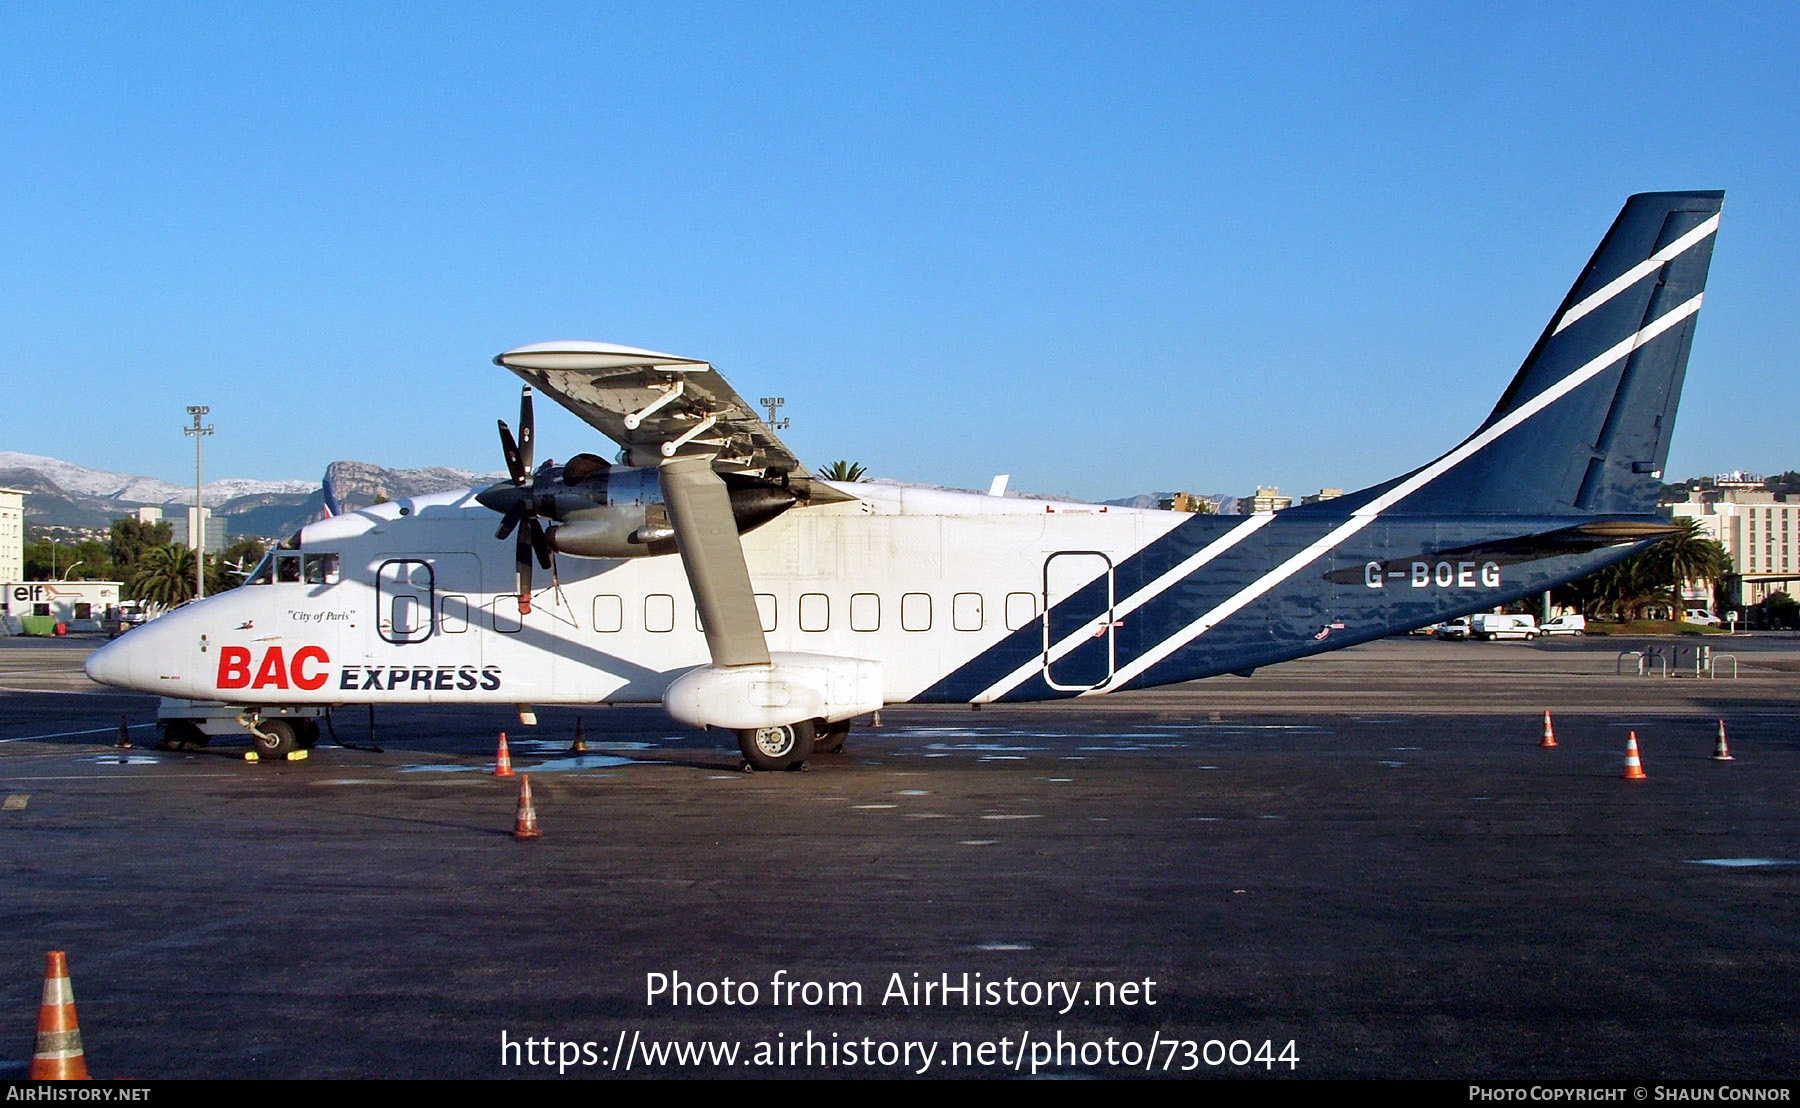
(659, 457), (771, 668)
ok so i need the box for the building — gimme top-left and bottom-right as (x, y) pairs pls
(135, 506), (163, 525)
(2, 580), (124, 633)
(0, 488), (22, 583)
(1669, 480), (1800, 609)
(1240, 486), (1292, 514)
(185, 506), (226, 555)
(1157, 492), (1216, 514)
(1301, 488), (1344, 505)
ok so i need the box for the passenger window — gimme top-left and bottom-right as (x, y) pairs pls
(440, 595), (469, 633)
(276, 554), (301, 583)
(593, 595), (623, 633)
(1005, 592), (1037, 631)
(494, 595), (523, 633)
(646, 594), (675, 633)
(799, 593), (829, 632)
(303, 553), (340, 585)
(850, 592), (880, 632)
(953, 592), (983, 631)
(902, 592), (931, 632)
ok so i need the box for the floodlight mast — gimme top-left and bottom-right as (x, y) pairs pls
(184, 405), (213, 600)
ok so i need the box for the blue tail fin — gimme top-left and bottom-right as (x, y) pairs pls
(1386, 191), (1722, 517)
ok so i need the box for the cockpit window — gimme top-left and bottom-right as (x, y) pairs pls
(278, 530), (302, 551)
(247, 553), (274, 586)
(303, 553), (340, 585)
(276, 554), (302, 583)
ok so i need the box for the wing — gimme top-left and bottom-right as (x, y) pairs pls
(493, 341), (856, 505)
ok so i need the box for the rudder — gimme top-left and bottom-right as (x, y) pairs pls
(1396, 191), (1722, 517)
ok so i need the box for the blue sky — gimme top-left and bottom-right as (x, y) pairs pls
(3, 2), (1796, 502)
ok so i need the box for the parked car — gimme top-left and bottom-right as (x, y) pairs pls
(1434, 617), (1472, 641)
(1540, 614), (1587, 636)
(1471, 613), (1539, 640)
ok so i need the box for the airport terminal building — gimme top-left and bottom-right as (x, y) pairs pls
(1670, 478), (1800, 607)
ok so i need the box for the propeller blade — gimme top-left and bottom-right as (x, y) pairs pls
(528, 518), (554, 570)
(495, 501), (527, 541)
(498, 420), (526, 485)
(518, 386), (535, 475)
(515, 527), (534, 599)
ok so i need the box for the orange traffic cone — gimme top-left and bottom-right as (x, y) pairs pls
(1540, 711), (1558, 749)
(513, 774), (541, 839)
(1622, 732), (1648, 780)
(30, 950), (89, 1080)
(493, 732), (514, 777)
(1712, 720), (1735, 762)
(568, 716), (587, 755)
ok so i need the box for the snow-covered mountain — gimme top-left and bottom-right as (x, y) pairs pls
(2, 452), (500, 535)
(0, 451), (316, 506)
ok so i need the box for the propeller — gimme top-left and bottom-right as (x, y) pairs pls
(477, 387), (555, 612)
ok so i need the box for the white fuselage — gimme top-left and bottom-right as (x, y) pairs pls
(85, 482), (1186, 709)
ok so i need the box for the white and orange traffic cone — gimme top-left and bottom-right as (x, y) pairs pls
(493, 732), (514, 778)
(1713, 720), (1735, 762)
(1540, 711), (1558, 749)
(30, 950), (89, 1080)
(513, 774), (541, 839)
(1622, 732), (1648, 780)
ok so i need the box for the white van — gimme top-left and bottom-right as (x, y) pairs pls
(1540, 614), (1586, 636)
(1471, 613), (1539, 640)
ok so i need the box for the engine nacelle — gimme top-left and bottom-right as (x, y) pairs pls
(547, 510), (667, 559)
(662, 652), (884, 731)
(525, 465), (797, 559)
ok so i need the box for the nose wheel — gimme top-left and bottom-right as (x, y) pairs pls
(737, 721), (814, 771)
(250, 719), (299, 759)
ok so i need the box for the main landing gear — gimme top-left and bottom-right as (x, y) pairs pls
(734, 718), (858, 771)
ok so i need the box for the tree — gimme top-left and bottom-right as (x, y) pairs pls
(217, 537), (268, 591)
(1559, 518), (1730, 621)
(109, 518), (173, 574)
(128, 545), (198, 608)
(1653, 517), (1730, 592)
(819, 460), (868, 482)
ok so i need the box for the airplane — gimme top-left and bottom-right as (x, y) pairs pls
(85, 191), (1724, 771)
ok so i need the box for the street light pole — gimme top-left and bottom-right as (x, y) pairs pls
(184, 406), (213, 601)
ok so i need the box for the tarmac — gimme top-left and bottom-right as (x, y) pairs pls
(2, 633), (1797, 1079)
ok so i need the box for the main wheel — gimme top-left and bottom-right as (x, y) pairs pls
(737, 721), (815, 772)
(156, 721), (208, 750)
(818, 720), (851, 755)
(251, 719), (298, 759)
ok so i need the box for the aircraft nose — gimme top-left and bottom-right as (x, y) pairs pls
(83, 635), (136, 689)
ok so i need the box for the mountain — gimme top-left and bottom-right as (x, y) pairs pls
(3, 452), (499, 538)
(1102, 491), (1238, 515)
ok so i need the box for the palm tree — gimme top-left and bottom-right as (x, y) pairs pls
(819, 460), (868, 482)
(1653, 517), (1730, 593)
(129, 545), (198, 608)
